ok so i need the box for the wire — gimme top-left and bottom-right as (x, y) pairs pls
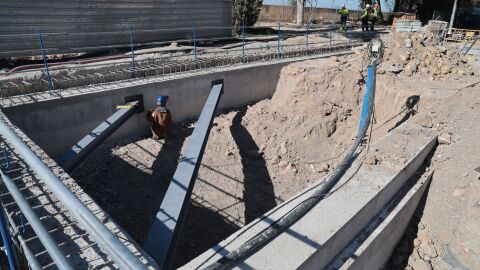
(205, 62), (378, 270)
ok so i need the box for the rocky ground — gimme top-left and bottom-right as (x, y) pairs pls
(72, 31), (480, 269)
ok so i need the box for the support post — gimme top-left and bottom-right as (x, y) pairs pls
(59, 101), (139, 173)
(143, 83), (224, 269)
(192, 24), (198, 62)
(448, 0), (458, 35)
(277, 23), (281, 52)
(306, 24), (309, 49)
(242, 22), (246, 60)
(129, 26), (135, 69)
(329, 23), (333, 48)
(37, 31), (53, 90)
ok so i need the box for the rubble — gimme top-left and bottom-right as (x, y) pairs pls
(380, 31), (475, 80)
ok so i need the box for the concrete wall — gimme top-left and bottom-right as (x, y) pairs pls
(259, 5), (363, 23)
(3, 63), (286, 158)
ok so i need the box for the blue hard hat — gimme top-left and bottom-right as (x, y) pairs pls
(157, 95), (169, 105)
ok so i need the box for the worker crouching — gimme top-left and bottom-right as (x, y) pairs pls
(147, 96), (172, 140)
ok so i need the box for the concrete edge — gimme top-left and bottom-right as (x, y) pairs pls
(1, 49), (356, 108)
(334, 171), (433, 270)
(181, 131), (437, 269)
(298, 136), (438, 270)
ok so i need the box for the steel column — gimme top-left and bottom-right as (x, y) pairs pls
(59, 101), (139, 173)
(0, 118), (148, 270)
(143, 84), (224, 269)
(0, 170), (73, 270)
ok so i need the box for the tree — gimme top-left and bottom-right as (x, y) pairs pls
(232, 0), (263, 32)
(297, 0), (305, 26)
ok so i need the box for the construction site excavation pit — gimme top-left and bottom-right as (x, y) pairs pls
(2, 31), (480, 269)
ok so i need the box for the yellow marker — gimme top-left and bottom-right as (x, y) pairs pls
(116, 105), (133, 109)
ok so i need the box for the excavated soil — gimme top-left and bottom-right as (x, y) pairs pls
(73, 31), (480, 269)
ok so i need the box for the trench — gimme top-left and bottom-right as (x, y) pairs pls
(2, 55), (424, 268)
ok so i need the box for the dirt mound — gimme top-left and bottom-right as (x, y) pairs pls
(379, 31), (475, 80)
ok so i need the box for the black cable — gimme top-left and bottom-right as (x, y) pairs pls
(204, 62), (378, 270)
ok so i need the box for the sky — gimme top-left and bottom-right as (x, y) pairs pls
(263, 0), (394, 11)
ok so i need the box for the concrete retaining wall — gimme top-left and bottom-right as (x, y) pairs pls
(2, 63), (285, 158)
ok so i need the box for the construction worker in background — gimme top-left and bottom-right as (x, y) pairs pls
(370, 3), (379, 31)
(146, 96), (172, 140)
(338, 4), (349, 32)
(361, 4), (371, 32)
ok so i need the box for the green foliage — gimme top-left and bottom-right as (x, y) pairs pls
(232, 0), (263, 31)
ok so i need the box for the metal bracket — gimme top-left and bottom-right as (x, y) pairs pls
(143, 83), (224, 269)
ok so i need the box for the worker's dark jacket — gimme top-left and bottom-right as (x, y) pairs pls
(146, 106), (172, 139)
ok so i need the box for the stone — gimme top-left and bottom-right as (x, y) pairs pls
(270, 155), (281, 165)
(388, 65), (404, 74)
(404, 61), (419, 76)
(416, 114), (433, 128)
(438, 133), (452, 144)
(414, 238), (422, 247)
(419, 241), (438, 260)
(365, 154), (378, 165)
(441, 65), (452, 74)
(409, 258), (433, 270)
(399, 50), (411, 62)
(314, 163), (330, 173)
(279, 142), (287, 155)
(438, 46), (447, 53)
(285, 162), (298, 174)
(405, 38), (413, 48)
(458, 69), (465, 76)
(278, 160), (289, 168)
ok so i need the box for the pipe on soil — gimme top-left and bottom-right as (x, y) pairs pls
(205, 63), (377, 270)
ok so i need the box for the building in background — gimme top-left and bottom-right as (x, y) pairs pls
(0, 0), (232, 57)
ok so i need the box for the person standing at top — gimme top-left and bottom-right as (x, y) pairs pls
(146, 96), (172, 140)
(370, 3), (380, 31)
(338, 4), (350, 32)
(361, 4), (371, 32)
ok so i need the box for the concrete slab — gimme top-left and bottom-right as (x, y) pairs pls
(181, 124), (436, 270)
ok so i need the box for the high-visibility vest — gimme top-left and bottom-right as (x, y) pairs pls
(338, 8), (349, 16)
(361, 9), (369, 18)
(371, 8), (379, 18)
